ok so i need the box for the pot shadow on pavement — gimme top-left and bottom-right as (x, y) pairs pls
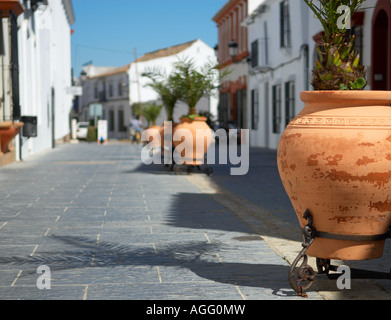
(128, 146), (300, 231)
(164, 192), (253, 233)
(0, 235), (297, 297)
(128, 159), (302, 243)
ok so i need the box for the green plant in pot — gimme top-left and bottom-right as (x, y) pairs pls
(277, 0), (391, 297)
(305, 0), (367, 90)
(170, 58), (223, 118)
(142, 70), (182, 122)
(166, 59), (224, 165)
(86, 119), (97, 142)
(131, 103), (143, 119)
(141, 103), (163, 148)
(142, 103), (163, 127)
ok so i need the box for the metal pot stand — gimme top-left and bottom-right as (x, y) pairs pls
(289, 209), (391, 297)
(173, 163), (213, 176)
(172, 152), (213, 176)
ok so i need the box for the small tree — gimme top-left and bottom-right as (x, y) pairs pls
(142, 69), (182, 121)
(142, 103), (163, 127)
(132, 103), (143, 117)
(170, 59), (224, 116)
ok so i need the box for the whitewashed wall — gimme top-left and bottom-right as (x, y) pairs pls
(50, 0), (74, 142)
(79, 65), (130, 139)
(16, 0), (74, 159)
(247, 0), (311, 149)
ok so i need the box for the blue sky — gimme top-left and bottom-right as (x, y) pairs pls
(71, 0), (227, 77)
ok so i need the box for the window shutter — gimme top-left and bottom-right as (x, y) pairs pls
(280, 1), (285, 48)
(285, 1), (291, 47)
(285, 82), (290, 126)
(251, 40), (258, 68)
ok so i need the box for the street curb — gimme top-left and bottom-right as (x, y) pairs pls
(187, 174), (391, 300)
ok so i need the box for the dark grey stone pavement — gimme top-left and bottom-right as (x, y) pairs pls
(0, 141), (324, 300)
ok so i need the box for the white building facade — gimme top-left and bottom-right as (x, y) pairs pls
(79, 64), (131, 139)
(245, 0), (311, 149)
(213, 0), (250, 131)
(16, 0), (75, 159)
(128, 39), (219, 125)
(0, 0), (74, 166)
(245, 0), (390, 150)
(0, 0), (24, 167)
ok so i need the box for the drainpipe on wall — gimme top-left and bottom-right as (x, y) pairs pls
(301, 44), (309, 91)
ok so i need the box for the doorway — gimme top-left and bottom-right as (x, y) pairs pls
(372, 0), (391, 90)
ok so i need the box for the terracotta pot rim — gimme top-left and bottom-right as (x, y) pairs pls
(301, 90), (391, 105)
(179, 116), (207, 123)
(0, 121), (24, 129)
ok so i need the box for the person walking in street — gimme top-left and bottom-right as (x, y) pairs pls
(130, 115), (143, 144)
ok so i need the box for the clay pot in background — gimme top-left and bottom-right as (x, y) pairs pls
(173, 117), (213, 165)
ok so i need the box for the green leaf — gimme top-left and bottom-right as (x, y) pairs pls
(315, 60), (323, 71)
(339, 83), (349, 90)
(316, 47), (324, 63)
(327, 51), (334, 67)
(323, 73), (334, 81)
(352, 54), (360, 67)
(340, 46), (351, 60)
(344, 65), (353, 73)
(334, 56), (342, 67)
(354, 77), (366, 89)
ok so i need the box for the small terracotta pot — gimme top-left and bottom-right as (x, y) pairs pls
(143, 125), (161, 148)
(173, 116), (213, 165)
(277, 91), (391, 260)
(0, 122), (23, 153)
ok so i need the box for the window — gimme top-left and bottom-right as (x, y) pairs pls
(118, 109), (126, 132)
(280, 0), (291, 48)
(251, 89), (259, 130)
(235, 89), (246, 129)
(252, 23), (269, 69)
(109, 109), (115, 131)
(251, 40), (258, 68)
(118, 80), (123, 96)
(263, 21), (269, 66)
(219, 92), (231, 125)
(94, 83), (98, 99)
(109, 82), (113, 97)
(285, 80), (295, 126)
(272, 84), (282, 133)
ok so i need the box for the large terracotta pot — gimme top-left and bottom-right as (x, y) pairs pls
(277, 91), (391, 260)
(173, 116), (213, 165)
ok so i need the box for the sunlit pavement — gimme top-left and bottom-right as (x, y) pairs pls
(0, 141), (320, 300)
(1, 140), (390, 300)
